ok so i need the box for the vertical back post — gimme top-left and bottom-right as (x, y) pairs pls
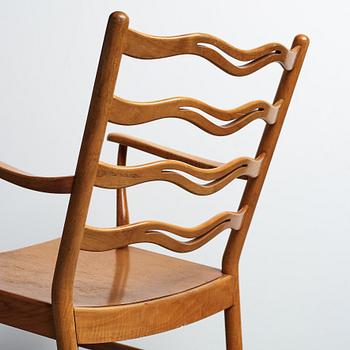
(51, 12), (129, 350)
(222, 35), (309, 350)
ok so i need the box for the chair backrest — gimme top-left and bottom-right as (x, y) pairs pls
(51, 10), (308, 317)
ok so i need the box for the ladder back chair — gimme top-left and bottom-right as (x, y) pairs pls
(0, 11), (309, 350)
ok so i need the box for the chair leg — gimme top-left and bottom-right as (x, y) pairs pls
(55, 334), (78, 350)
(224, 281), (243, 350)
(54, 316), (79, 350)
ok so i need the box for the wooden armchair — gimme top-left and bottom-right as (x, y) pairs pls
(0, 11), (309, 350)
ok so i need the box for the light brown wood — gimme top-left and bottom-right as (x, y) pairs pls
(124, 29), (297, 75)
(108, 132), (223, 169)
(116, 144), (130, 226)
(0, 290), (56, 339)
(0, 239), (225, 306)
(0, 10), (309, 350)
(95, 154), (264, 195)
(82, 208), (247, 253)
(75, 276), (234, 344)
(222, 35), (309, 350)
(0, 239), (227, 338)
(108, 97), (282, 136)
(0, 161), (73, 193)
(51, 12), (130, 350)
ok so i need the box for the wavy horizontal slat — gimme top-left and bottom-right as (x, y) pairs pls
(95, 154), (264, 196)
(124, 29), (297, 75)
(81, 208), (247, 253)
(108, 97), (282, 135)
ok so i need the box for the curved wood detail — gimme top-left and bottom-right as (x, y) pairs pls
(74, 275), (234, 344)
(108, 97), (282, 135)
(95, 154), (264, 195)
(107, 132), (223, 169)
(0, 161), (73, 194)
(82, 207), (247, 253)
(124, 29), (297, 75)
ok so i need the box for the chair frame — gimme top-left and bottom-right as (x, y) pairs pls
(0, 11), (309, 350)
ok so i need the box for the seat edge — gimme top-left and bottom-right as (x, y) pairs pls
(75, 274), (234, 344)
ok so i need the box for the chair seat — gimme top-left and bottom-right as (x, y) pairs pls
(0, 239), (234, 342)
(0, 238), (225, 307)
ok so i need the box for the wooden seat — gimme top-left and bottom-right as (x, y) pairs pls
(0, 239), (232, 342)
(0, 11), (309, 350)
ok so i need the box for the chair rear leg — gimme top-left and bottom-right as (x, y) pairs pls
(224, 281), (243, 350)
(55, 337), (78, 350)
(54, 315), (78, 350)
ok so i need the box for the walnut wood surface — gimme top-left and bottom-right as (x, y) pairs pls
(108, 97), (281, 136)
(0, 161), (73, 193)
(0, 10), (309, 350)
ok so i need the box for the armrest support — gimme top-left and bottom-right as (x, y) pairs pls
(107, 133), (223, 169)
(0, 161), (74, 194)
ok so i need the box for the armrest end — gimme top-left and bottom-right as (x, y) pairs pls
(0, 161), (74, 194)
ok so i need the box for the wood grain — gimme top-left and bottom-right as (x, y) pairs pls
(0, 239), (224, 307)
(108, 132), (222, 169)
(116, 144), (130, 226)
(108, 97), (282, 135)
(95, 154), (264, 195)
(222, 35), (309, 350)
(0, 161), (73, 193)
(82, 207), (246, 253)
(124, 29), (297, 75)
(51, 12), (130, 350)
(75, 275), (234, 344)
(0, 10), (309, 349)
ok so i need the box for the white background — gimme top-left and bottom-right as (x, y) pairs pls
(0, 1), (349, 349)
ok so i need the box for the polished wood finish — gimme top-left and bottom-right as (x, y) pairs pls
(95, 154), (263, 195)
(75, 276), (234, 343)
(82, 208), (247, 253)
(222, 35), (309, 350)
(0, 10), (309, 350)
(51, 12), (129, 350)
(116, 144), (130, 226)
(0, 239), (224, 307)
(124, 29), (297, 74)
(108, 97), (281, 136)
(0, 161), (73, 193)
(108, 132), (222, 169)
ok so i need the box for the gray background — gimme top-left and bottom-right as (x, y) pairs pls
(0, 1), (349, 349)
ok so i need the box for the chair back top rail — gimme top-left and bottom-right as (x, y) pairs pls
(123, 29), (298, 75)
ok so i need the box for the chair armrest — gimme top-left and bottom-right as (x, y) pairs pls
(107, 132), (223, 169)
(0, 161), (74, 194)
